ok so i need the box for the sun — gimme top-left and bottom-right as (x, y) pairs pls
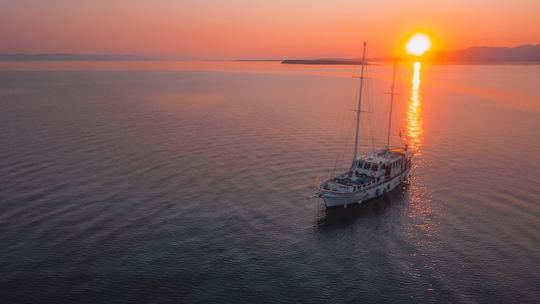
(405, 33), (432, 56)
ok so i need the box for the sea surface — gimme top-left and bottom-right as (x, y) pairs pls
(1, 61), (539, 303)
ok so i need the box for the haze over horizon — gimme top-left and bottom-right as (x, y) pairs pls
(1, 42), (539, 60)
(1, 0), (539, 59)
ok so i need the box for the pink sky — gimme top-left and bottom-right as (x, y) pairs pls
(1, 0), (539, 59)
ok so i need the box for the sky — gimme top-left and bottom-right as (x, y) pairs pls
(1, 0), (539, 59)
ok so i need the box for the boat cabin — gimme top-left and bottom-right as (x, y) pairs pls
(321, 148), (411, 192)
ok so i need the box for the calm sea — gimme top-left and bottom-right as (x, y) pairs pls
(1, 61), (539, 303)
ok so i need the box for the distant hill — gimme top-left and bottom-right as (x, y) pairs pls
(280, 44), (540, 65)
(0, 53), (149, 61)
(434, 44), (540, 63)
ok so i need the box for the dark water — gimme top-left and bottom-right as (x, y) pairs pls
(1, 63), (539, 303)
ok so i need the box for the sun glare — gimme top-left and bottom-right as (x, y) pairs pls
(406, 33), (432, 56)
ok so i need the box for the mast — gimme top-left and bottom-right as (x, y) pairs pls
(351, 41), (367, 173)
(386, 60), (397, 149)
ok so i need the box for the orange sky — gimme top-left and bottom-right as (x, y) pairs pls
(1, 0), (539, 59)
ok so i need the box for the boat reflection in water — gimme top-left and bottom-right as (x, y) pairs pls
(315, 188), (407, 229)
(406, 61), (424, 153)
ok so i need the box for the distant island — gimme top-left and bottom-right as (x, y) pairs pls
(282, 59), (368, 65)
(235, 59), (282, 62)
(281, 43), (540, 65)
(0, 53), (150, 61)
(434, 43), (540, 63)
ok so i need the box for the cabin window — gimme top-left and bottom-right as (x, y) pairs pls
(363, 163), (371, 169)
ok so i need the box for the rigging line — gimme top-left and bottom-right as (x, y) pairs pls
(331, 62), (361, 177)
(326, 65), (358, 178)
(329, 65), (358, 143)
(337, 94), (358, 176)
(386, 61), (397, 148)
(332, 116), (348, 176)
(370, 64), (392, 151)
(395, 60), (406, 144)
(334, 99), (355, 176)
(364, 61), (377, 153)
(330, 106), (347, 176)
(331, 84), (351, 175)
(329, 89), (349, 175)
(374, 67), (386, 150)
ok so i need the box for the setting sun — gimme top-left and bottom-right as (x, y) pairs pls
(406, 33), (432, 56)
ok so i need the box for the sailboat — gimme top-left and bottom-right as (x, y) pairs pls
(316, 42), (413, 208)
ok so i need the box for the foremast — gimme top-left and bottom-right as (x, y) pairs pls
(351, 42), (367, 174)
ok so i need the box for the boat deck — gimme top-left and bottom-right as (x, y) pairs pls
(334, 174), (372, 186)
(361, 148), (406, 164)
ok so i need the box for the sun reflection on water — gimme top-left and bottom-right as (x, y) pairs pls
(406, 61), (424, 153)
(404, 61), (437, 237)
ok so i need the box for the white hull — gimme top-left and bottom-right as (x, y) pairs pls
(320, 168), (410, 208)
